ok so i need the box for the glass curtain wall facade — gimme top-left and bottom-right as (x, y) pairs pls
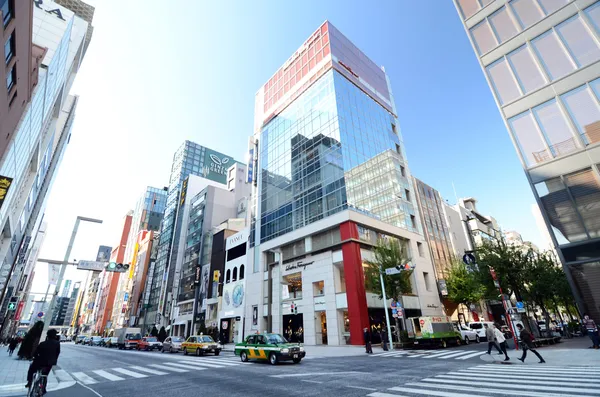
(455, 0), (600, 319)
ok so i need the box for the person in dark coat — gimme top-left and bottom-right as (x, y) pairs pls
(363, 327), (373, 354)
(516, 324), (545, 363)
(380, 328), (389, 351)
(26, 329), (61, 391)
(8, 337), (18, 356)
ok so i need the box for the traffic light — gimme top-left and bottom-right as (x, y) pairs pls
(290, 303), (295, 314)
(105, 262), (130, 273)
(294, 303), (298, 315)
(290, 302), (298, 315)
(7, 296), (17, 311)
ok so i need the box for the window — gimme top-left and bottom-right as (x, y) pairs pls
(313, 280), (324, 297)
(239, 264), (244, 280)
(538, 0), (568, 15)
(471, 20), (497, 55)
(489, 6), (520, 44)
(457, 0), (480, 19)
(410, 215), (417, 229)
(585, 3), (600, 35)
(532, 30), (575, 81)
(510, 0), (544, 29)
(391, 123), (398, 136)
(532, 99), (578, 156)
(564, 169), (600, 238)
(417, 242), (425, 257)
(226, 269), (231, 283)
(6, 65), (15, 92)
(536, 178), (586, 243)
(561, 85), (600, 145)
(1, 0), (12, 28)
(556, 15), (600, 68)
(227, 242), (246, 261)
(487, 58), (521, 105)
(395, 143), (401, 154)
(232, 267), (237, 281)
(4, 32), (14, 64)
(509, 111), (547, 166)
(284, 272), (302, 299)
(405, 189), (411, 202)
(400, 165), (406, 177)
(423, 272), (432, 292)
(507, 45), (546, 94)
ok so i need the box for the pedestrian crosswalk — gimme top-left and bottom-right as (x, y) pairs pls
(370, 349), (485, 361)
(366, 364), (600, 397)
(66, 355), (245, 385)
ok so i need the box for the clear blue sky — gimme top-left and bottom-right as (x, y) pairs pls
(33, 0), (543, 292)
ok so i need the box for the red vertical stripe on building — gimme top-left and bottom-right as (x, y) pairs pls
(340, 221), (370, 345)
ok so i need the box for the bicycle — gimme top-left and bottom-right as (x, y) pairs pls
(27, 369), (48, 397)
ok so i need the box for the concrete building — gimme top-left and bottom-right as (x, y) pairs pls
(454, 0), (600, 318)
(0, 0), (93, 326)
(148, 141), (239, 328)
(63, 281), (80, 327)
(244, 21), (442, 346)
(50, 296), (70, 326)
(127, 229), (156, 330)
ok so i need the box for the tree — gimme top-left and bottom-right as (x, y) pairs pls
(150, 326), (158, 338)
(158, 326), (167, 342)
(18, 321), (44, 360)
(364, 238), (413, 344)
(445, 259), (485, 325)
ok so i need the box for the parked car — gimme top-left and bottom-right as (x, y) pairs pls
(454, 324), (479, 344)
(137, 337), (162, 351)
(82, 336), (91, 345)
(101, 337), (111, 346)
(59, 335), (68, 342)
(105, 337), (118, 348)
(468, 321), (495, 340)
(75, 335), (87, 344)
(161, 336), (184, 353)
(89, 336), (103, 346)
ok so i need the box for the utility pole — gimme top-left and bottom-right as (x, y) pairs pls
(378, 267), (395, 350)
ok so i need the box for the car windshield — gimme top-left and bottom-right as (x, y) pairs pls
(92, 336), (101, 340)
(267, 334), (288, 344)
(469, 323), (483, 329)
(200, 336), (214, 342)
(172, 337), (184, 342)
(127, 333), (142, 340)
(146, 337), (157, 342)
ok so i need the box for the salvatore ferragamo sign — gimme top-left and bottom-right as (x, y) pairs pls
(285, 260), (314, 272)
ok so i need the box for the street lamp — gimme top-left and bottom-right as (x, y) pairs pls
(42, 216), (102, 334)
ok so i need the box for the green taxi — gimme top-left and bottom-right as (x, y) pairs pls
(235, 333), (305, 365)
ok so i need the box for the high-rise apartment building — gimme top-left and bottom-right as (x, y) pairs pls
(244, 21), (442, 346)
(148, 141), (239, 327)
(455, 0), (600, 318)
(0, 0), (94, 327)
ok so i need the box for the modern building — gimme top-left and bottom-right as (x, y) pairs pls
(111, 186), (167, 328)
(454, 0), (600, 318)
(244, 21), (442, 346)
(78, 245), (111, 333)
(50, 296), (70, 326)
(0, 0), (94, 326)
(127, 229), (156, 329)
(63, 281), (80, 327)
(148, 141), (239, 328)
(94, 213), (132, 335)
(137, 233), (159, 333)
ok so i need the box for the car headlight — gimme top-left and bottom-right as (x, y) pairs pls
(217, 344), (222, 349)
(299, 347), (304, 352)
(203, 346), (209, 349)
(281, 348), (289, 353)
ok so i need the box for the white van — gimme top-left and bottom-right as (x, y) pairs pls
(468, 321), (495, 340)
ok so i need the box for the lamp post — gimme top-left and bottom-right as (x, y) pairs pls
(42, 216), (102, 334)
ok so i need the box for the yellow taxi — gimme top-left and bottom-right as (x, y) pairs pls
(181, 334), (222, 356)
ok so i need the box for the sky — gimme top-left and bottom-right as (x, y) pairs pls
(32, 0), (546, 295)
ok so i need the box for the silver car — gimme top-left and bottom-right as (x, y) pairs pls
(161, 336), (184, 353)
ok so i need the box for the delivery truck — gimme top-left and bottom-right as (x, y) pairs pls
(406, 316), (462, 348)
(115, 327), (142, 350)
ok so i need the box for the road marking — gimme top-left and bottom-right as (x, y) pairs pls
(176, 360), (224, 368)
(402, 382), (598, 397)
(111, 368), (148, 378)
(406, 354), (427, 358)
(450, 370), (600, 383)
(186, 358), (240, 366)
(455, 351), (484, 360)
(54, 369), (74, 382)
(129, 366), (168, 375)
(372, 351), (407, 357)
(477, 365), (600, 373)
(271, 371), (365, 378)
(149, 364), (188, 373)
(368, 393), (410, 397)
(436, 351), (477, 359)
(162, 362), (207, 371)
(436, 374), (600, 387)
(301, 380), (323, 384)
(92, 370), (124, 381)
(468, 368), (595, 378)
(420, 378), (595, 394)
(423, 351), (463, 359)
(77, 381), (104, 397)
(346, 385), (378, 391)
(390, 386), (479, 397)
(71, 372), (97, 385)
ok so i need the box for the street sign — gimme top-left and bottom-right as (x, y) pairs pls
(385, 268), (401, 276)
(7, 302), (16, 311)
(516, 301), (526, 313)
(462, 253), (476, 265)
(37, 312), (44, 318)
(77, 260), (107, 272)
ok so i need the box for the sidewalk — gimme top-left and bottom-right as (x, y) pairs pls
(0, 348), (74, 397)
(481, 336), (600, 366)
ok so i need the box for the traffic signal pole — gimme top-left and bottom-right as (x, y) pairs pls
(379, 266), (395, 350)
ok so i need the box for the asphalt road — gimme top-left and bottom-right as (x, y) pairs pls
(40, 342), (599, 397)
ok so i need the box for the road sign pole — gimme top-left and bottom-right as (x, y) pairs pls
(379, 268), (395, 350)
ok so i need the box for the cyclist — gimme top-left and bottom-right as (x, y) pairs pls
(25, 329), (61, 393)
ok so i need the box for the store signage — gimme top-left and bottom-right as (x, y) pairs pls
(179, 177), (188, 207)
(246, 148), (254, 184)
(33, 0), (66, 20)
(314, 298), (326, 311)
(0, 175), (13, 210)
(229, 234), (244, 246)
(194, 265), (202, 285)
(285, 260), (314, 272)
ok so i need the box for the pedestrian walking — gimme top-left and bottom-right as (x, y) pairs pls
(363, 327), (373, 354)
(493, 323), (510, 361)
(583, 314), (599, 349)
(8, 338), (18, 356)
(380, 329), (389, 351)
(484, 324), (503, 355)
(516, 324), (545, 363)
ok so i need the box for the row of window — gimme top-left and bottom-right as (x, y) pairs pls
(460, 0), (567, 22)
(487, 9), (600, 105)
(224, 265), (245, 283)
(471, 0), (573, 54)
(509, 79), (600, 167)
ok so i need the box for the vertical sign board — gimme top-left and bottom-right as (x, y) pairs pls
(0, 176), (13, 210)
(246, 147), (254, 184)
(129, 242), (139, 279)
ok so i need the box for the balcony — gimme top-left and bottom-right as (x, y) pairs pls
(533, 137), (579, 164)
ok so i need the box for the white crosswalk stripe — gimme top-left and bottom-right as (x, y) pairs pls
(368, 364), (600, 397)
(372, 349), (483, 360)
(71, 372), (97, 385)
(93, 370), (124, 381)
(149, 364), (188, 373)
(162, 362), (207, 371)
(111, 368), (148, 378)
(129, 366), (168, 375)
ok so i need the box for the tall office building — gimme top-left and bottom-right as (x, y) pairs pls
(244, 22), (442, 346)
(148, 141), (239, 327)
(0, 0), (94, 327)
(455, 0), (600, 318)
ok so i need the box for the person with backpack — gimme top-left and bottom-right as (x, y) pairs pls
(516, 324), (545, 363)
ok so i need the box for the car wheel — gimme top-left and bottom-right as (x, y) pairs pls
(269, 352), (278, 365)
(456, 338), (462, 346)
(240, 351), (248, 362)
(214, 350), (220, 356)
(475, 336), (480, 343)
(196, 348), (201, 356)
(161, 347), (164, 353)
(170, 347), (174, 353)
(184, 348), (188, 355)
(293, 358), (301, 364)
(441, 340), (447, 348)
(464, 337), (470, 345)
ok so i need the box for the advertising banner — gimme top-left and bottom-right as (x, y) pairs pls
(0, 175), (13, 210)
(221, 280), (245, 317)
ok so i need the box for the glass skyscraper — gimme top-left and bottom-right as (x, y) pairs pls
(455, 0), (600, 319)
